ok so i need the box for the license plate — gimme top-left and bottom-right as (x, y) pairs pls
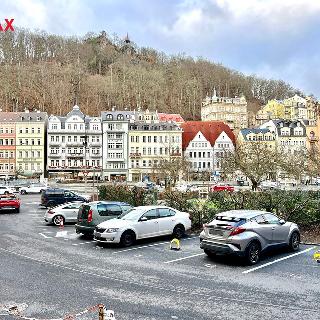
(209, 229), (223, 236)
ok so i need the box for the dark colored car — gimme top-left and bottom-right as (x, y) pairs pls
(41, 188), (89, 208)
(75, 201), (133, 236)
(0, 194), (20, 213)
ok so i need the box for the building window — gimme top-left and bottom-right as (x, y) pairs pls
(31, 128), (35, 134)
(154, 136), (157, 143)
(143, 136), (146, 143)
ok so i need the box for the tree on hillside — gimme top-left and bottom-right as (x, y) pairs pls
(0, 28), (302, 117)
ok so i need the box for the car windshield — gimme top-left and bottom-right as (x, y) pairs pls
(119, 208), (146, 221)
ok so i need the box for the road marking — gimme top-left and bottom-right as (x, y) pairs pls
(39, 233), (52, 239)
(164, 253), (205, 264)
(72, 242), (92, 246)
(113, 241), (169, 254)
(1, 247), (319, 314)
(243, 246), (317, 274)
(113, 237), (197, 254)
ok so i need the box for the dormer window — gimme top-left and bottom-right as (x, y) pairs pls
(37, 116), (41, 121)
(106, 114), (113, 120)
(117, 114), (124, 120)
(29, 116), (32, 121)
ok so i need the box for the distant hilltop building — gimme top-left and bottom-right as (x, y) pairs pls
(201, 89), (248, 131)
(256, 94), (318, 126)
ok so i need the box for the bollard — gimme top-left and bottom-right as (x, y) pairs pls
(98, 305), (115, 320)
(170, 238), (180, 251)
(59, 219), (64, 230)
(314, 250), (320, 263)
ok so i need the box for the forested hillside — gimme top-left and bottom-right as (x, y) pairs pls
(0, 29), (301, 119)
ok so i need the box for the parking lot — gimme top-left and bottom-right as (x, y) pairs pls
(0, 194), (320, 320)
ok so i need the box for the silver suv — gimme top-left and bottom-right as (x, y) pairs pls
(200, 210), (300, 265)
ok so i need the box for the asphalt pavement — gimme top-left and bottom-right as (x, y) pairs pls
(0, 194), (319, 320)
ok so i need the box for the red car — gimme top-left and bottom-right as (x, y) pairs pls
(210, 185), (234, 192)
(0, 194), (20, 213)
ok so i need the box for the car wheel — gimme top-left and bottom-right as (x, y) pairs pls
(173, 224), (185, 239)
(204, 249), (216, 258)
(245, 241), (261, 265)
(289, 231), (300, 251)
(20, 190), (27, 195)
(120, 230), (136, 247)
(15, 208), (20, 213)
(53, 215), (64, 226)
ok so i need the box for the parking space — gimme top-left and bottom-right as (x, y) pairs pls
(4, 194), (320, 279)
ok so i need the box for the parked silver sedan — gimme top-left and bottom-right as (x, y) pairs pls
(44, 202), (83, 225)
(200, 210), (300, 265)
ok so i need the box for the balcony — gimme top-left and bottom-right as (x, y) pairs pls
(89, 142), (102, 147)
(309, 136), (319, 142)
(48, 153), (61, 158)
(66, 153), (84, 158)
(49, 141), (61, 146)
(90, 153), (101, 158)
(66, 141), (84, 147)
(129, 153), (141, 158)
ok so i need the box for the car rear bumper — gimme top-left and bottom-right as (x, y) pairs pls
(200, 239), (244, 256)
(75, 224), (95, 235)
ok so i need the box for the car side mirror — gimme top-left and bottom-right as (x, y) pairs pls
(279, 219), (286, 225)
(139, 217), (148, 222)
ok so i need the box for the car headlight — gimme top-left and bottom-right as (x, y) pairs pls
(105, 228), (119, 233)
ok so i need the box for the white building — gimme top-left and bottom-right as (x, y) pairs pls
(101, 111), (134, 181)
(47, 105), (102, 179)
(180, 121), (235, 177)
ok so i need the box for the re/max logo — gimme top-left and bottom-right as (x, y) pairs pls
(0, 19), (14, 32)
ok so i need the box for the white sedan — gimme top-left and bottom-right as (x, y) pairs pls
(0, 186), (16, 195)
(44, 202), (83, 225)
(20, 184), (47, 194)
(94, 206), (192, 247)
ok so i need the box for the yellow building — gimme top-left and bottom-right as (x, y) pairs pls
(15, 111), (47, 179)
(255, 100), (285, 125)
(128, 122), (182, 182)
(256, 95), (318, 126)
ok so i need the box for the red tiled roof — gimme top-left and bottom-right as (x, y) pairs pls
(180, 121), (236, 150)
(158, 113), (184, 123)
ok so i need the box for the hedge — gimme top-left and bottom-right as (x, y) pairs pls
(98, 185), (320, 229)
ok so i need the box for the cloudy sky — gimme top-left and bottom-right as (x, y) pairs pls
(1, 0), (319, 97)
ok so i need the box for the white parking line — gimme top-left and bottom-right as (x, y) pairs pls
(242, 246), (316, 274)
(39, 233), (52, 239)
(72, 242), (92, 246)
(164, 253), (205, 264)
(113, 237), (198, 254)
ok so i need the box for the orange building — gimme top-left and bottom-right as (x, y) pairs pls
(0, 112), (20, 179)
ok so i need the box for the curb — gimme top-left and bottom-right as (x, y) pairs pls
(300, 241), (320, 246)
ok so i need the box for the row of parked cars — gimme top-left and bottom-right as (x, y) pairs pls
(41, 188), (301, 265)
(42, 188), (192, 247)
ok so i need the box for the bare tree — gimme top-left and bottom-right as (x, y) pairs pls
(220, 142), (283, 190)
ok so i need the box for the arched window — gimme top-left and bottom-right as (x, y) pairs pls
(106, 114), (113, 120)
(117, 114), (124, 120)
